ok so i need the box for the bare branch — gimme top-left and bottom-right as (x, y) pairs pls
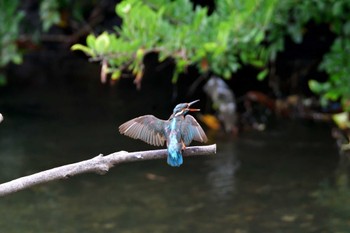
(0, 144), (216, 197)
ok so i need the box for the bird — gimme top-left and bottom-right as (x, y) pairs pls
(119, 100), (208, 167)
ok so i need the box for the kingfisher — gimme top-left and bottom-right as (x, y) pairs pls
(119, 100), (208, 167)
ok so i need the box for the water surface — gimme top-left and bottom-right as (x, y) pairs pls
(0, 57), (344, 233)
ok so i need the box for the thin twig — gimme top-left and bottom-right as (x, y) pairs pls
(0, 144), (216, 197)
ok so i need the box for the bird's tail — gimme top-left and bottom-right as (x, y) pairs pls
(167, 149), (183, 167)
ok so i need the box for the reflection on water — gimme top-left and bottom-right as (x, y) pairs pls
(206, 139), (239, 201)
(314, 150), (350, 232)
(0, 58), (345, 232)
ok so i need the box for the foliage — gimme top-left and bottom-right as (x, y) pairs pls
(40, 0), (61, 31)
(0, 0), (60, 84)
(0, 0), (24, 67)
(72, 0), (350, 113)
(309, 36), (350, 111)
(272, 0), (350, 112)
(0, 0), (67, 72)
(0, 0), (93, 73)
(0, 0), (350, 114)
(40, 0), (88, 32)
(72, 0), (277, 83)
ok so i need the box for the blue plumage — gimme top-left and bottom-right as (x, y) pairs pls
(167, 149), (183, 167)
(165, 118), (183, 167)
(165, 117), (183, 167)
(119, 100), (208, 167)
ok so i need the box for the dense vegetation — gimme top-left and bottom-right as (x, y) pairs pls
(1, 0), (350, 113)
(72, 0), (350, 112)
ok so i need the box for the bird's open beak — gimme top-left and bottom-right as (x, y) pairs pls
(187, 99), (200, 112)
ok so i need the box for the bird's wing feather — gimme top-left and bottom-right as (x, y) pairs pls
(119, 115), (166, 146)
(181, 115), (208, 146)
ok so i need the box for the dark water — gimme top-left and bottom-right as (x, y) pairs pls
(0, 56), (347, 232)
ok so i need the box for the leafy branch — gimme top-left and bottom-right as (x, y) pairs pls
(71, 0), (277, 85)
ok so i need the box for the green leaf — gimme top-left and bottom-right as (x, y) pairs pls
(325, 91), (340, 101)
(135, 48), (144, 62)
(86, 34), (96, 49)
(228, 62), (240, 72)
(254, 31), (265, 44)
(332, 2), (343, 17)
(172, 70), (179, 84)
(216, 21), (230, 47)
(250, 59), (264, 68)
(257, 69), (268, 81)
(95, 32), (111, 54)
(223, 69), (231, 79)
(308, 80), (321, 93)
(240, 52), (248, 63)
(203, 42), (218, 52)
(332, 112), (350, 130)
(71, 44), (95, 56)
(116, 1), (133, 16)
(111, 70), (122, 80)
(11, 54), (22, 64)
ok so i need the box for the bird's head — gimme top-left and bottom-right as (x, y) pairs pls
(172, 100), (200, 117)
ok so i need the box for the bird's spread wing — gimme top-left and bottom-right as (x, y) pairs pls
(181, 115), (208, 146)
(119, 115), (166, 146)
